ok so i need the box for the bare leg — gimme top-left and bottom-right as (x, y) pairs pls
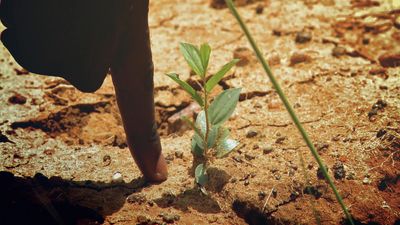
(111, 0), (167, 183)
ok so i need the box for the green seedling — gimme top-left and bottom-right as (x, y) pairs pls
(167, 43), (241, 190)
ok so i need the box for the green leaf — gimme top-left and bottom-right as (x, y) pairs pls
(195, 163), (208, 186)
(193, 132), (205, 150)
(195, 111), (220, 148)
(200, 43), (211, 73)
(209, 88), (241, 126)
(166, 73), (204, 106)
(205, 59), (240, 92)
(216, 138), (239, 158)
(179, 43), (204, 78)
(195, 111), (207, 136)
(191, 138), (204, 156)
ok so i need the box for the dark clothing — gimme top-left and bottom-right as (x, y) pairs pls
(0, 0), (136, 92)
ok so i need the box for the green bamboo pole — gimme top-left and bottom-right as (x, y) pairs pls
(224, 1), (354, 224)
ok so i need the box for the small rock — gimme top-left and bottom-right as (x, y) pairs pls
(230, 177), (237, 183)
(255, 4), (264, 14)
(369, 67), (387, 76)
(127, 193), (147, 204)
(363, 177), (371, 184)
(233, 155), (243, 163)
(245, 153), (255, 161)
(290, 52), (311, 66)
(246, 130), (258, 138)
(372, 99), (387, 110)
(362, 37), (370, 45)
(160, 213), (180, 224)
(258, 191), (266, 200)
(275, 137), (286, 144)
(303, 185), (324, 198)
(112, 172), (123, 183)
(332, 162), (346, 180)
(165, 154), (174, 162)
(316, 142), (329, 152)
(376, 129), (387, 138)
(272, 188), (277, 197)
(244, 180), (250, 186)
(263, 146), (273, 154)
(378, 53), (400, 67)
(233, 47), (253, 67)
(295, 31), (312, 43)
(332, 46), (347, 57)
(272, 29), (282, 36)
(8, 93), (27, 105)
(174, 151), (184, 159)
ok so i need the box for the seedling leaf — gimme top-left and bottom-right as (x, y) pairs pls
(209, 88), (241, 126)
(200, 43), (211, 73)
(191, 138), (204, 156)
(195, 163), (208, 186)
(180, 43), (204, 77)
(216, 138), (239, 158)
(166, 73), (204, 106)
(205, 59), (239, 92)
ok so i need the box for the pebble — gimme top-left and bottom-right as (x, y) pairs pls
(378, 53), (400, 67)
(315, 142), (329, 152)
(244, 180), (250, 186)
(258, 191), (266, 200)
(233, 47), (253, 67)
(245, 153), (255, 161)
(165, 154), (174, 161)
(127, 193), (147, 204)
(160, 213), (180, 223)
(290, 52), (311, 66)
(103, 155), (111, 167)
(295, 31), (312, 43)
(332, 46), (347, 57)
(8, 93), (27, 105)
(112, 172), (123, 183)
(363, 177), (371, 184)
(174, 151), (184, 159)
(275, 137), (286, 144)
(263, 146), (273, 154)
(246, 130), (258, 138)
(255, 4), (264, 14)
(233, 155), (243, 163)
(332, 162), (346, 180)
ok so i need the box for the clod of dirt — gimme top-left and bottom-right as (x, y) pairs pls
(275, 136), (286, 144)
(363, 177), (371, 184)
(160, 212), (180, 223)
(102, 155), (111, 166)
(378, 53), (400, 67)
(303, 185), (326, 199)
(255, 4), (264, 14)
(332, 46), (347, 57)
(233, 47), (254, 67)
(258, 191), (266, 200)
(14, 68), (29, 75)
(368, 100), (388, 120)
(8, 93), (27, 105)
(295, 31), (312, 43)
(127, 193), (147, 205)
(262, 146), (273, 155)
(369, 67), (387, 76)
(174, 151), (184, 159)
(316, 142), (329, 153)
(267, 52), (281, 66)
(332, 162), (346, 180)
(290, 52), (312, 66)
(246, 130), (258, 138)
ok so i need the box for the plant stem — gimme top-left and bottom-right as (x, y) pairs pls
(224, 1), (354, 224)
(203, 78), (211, 168)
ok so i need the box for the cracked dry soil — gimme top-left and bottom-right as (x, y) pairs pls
(1, 0), (400, 224)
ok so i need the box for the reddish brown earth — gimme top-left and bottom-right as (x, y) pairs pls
(0, 0), (399, 224)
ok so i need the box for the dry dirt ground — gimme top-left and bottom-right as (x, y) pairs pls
(1, 0), (400, 224)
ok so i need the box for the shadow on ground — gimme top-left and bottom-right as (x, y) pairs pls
(0, 171), (146, 225)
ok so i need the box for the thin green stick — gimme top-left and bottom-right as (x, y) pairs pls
(224, 1), (354, 224)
